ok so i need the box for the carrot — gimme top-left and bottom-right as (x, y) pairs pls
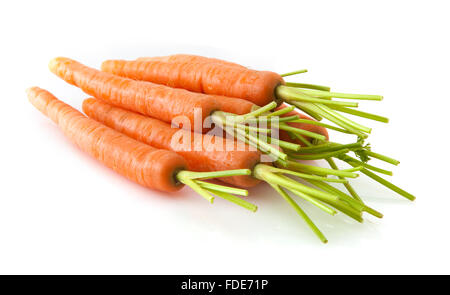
(50, 57), (328, 161)
(102, 56), (284, 107)
(82, 97), (262, 188)
(137, 54), (247, 69)
(82, 98), (390, 243)
(27, 86), (258, 210)
(102, 54), (387, 139)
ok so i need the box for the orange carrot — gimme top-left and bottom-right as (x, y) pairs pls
(83, 98), (262, 188)
(102, 56), (284, 107)
(49, 57), (220, 131)
(27, 87), (186, 192)
(103, 54), (385, 139)
(136, 54), (247, 69)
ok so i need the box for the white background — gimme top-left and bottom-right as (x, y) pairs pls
(1, 0), (449, 274)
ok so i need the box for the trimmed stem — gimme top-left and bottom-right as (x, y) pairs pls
(277, 86), (359, 107)
(280, 69), (308, 77)
(326, 158), (363, 203)
(196, 180), (248, 196)
(209, 189), (257, 212)
(287, 148), (351, 160)
(176, 169), (251, 206)
(300, 88), (383, 101)
(285, 160), (360, 178)
(270, 184), (328, 243)
(328, 105), (389, 123)
(285, 82), (331, 92)
(343, 161), (416, 201)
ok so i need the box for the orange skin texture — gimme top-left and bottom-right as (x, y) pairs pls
(27, 87), (187, 193)
(276, 104), (329, 145)
(83, 98), (262, 188)
(49, 57), (226, 132)
(102, 54), (285, 107)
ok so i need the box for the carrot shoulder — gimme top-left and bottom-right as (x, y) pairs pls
(27, 87), (187, 192)
(82, 98), (262, 188)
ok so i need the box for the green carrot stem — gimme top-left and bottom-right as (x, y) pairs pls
(343, 162), (416, 201)
(291, 119), (352, 134)
(178, 177), (215, 203)
(268, 138), (301, 152)
(301, 88), (383, 101)
(328, 105), (389, 123)
(266, 166), (348, 184)
(241, 124), (272, 133)
(177, 169), (251, 180)
(339, 155), (393, 176)
(279, 123), (327, 141)
(212, 112), (288, 160)
(287, 148), (350, 160)
(277, 86), (359, 107)
(291, 132), (312, 146)
(267, 105), (296, 117)
(270, 184), (327, 243)
(304, 179), (364, 222)
(305, 177), (381, 218)
(236, 101), (278, 121)
(253, 164), (339, 203)
(287, 101), (323, 121)
(196, 181), (249, 196)
(244, 115), (299, 124)
(296, 142), (362, 154)
(284, 82), (331, 92)
(287, 187), (337, 216)
(365, 150), (400, 166)
(315, 104), (372, 134)
(288, 101), (367, 137)
(326, 158), (363, 202)
(280, 69), (308, 77)
(285, 160), (359, 178)
(209, 189), (257, 212)
(235, 128), (287, 160)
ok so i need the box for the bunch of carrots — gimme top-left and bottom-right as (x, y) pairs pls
(28, 54), (415, 243)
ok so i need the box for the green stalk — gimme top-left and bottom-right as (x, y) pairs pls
(285, 160), (360, 178)
(328, 105), (389, 123)
(265, 166), (348, 184)
(326, 158), (363, 203)
(277, 86), (359, 107)
(291, 119), (352, 134)
(270, 184), (328, 243)
(209, 189), (257, 212)
(176, 169), (251, 207)
(339, 155), (393, 176)
(287, 187), (337, 216)
(196, 181), (248, 196)
(279, 123), (327, 141)
(288, 148), (351, 160)
(300, 88), (383, 101)
(253, 164), (340, 203)
(266, 105), (296, 117)
(288, 101), (368, 138)
(296, 142), (363, 154)
(285, 82), (331, 92)
(342, 161), (416, 201)
(364, 150), (400, 166)
(280, 69), (308, 77)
